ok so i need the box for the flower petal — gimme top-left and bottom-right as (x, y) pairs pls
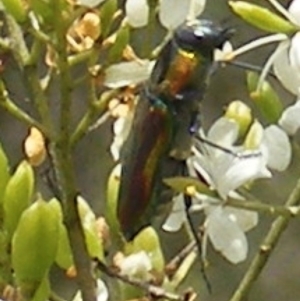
(162, 195), (186, 232)
(288, 0), (300, 26)
(216, 154), (271, 199)
(207, 117), (239, 147)
(159, 0), (190, 29)
(290, 32), (300, 72)
(96, 279), (109, 301)
(223, 207), (258, 232)
(279, 100), (300, 135)
(111, 113), (134, 161)
(187, 0), (206, 20)
(262, 125), (291, 171)
(206, 207), (248, 263)
(125, 0), (149, 28)
(119, 251), (152, 280)
(273, 40), (300, 96)
(104, 60), (154, 88)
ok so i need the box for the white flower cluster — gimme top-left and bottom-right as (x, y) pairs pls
(163, 114), (291, 263)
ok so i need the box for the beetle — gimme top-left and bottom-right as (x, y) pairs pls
(117, 19), (233, 241)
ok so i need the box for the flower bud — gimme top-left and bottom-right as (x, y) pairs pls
(247, 71), (283, 123)
(225, 100), (252, 137)
(124, 226), (165, 273)
(229, 1), (297, 34)
(244, 119), (264, 150)
(24, 127), (46, 167)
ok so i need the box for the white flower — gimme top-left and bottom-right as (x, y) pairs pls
(273, 34), (300, 96)
(191, 118), (271, 199)
(125, 0), (149, 28)
(163, 117), (272, 263)
(261, 124), (291, 171)
(278, 99), (300, 135)
(124, 0), (206, 30)
(73, 279), (108, 301)
(162, 194), (186, 232)
(272, 0), (300, 95)
(104, 60), (155, 89)
(96, 280), (109, 301)
(119, 251), (152, 281)
(110, 113), (134, 161)
(205, 205), (257, 263)
(159, 0), (206, 30)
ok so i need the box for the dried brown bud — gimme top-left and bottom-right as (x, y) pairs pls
(24, 127), (46, 166)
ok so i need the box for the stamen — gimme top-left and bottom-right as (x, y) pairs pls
(223, 33), (288, 61)
(193, 136), (262, 159)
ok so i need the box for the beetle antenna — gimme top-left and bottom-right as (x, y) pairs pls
(182, 163), (212, 293)
(226, 60), (277, 78)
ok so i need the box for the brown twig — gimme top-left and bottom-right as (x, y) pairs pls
(165, 241), (196, 278)
(95, 259), (187, 301)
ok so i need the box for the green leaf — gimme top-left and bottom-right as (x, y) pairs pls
(31, 277), (50, 301)
(78, 196), (104, 260)
(12, 198), (59, 298)
(106, 164), (121, 240)
(108, 25), (130, 63)
(55, 223), (73, 269)
(48, 199), (74, 269)
(3, 160), (34, 239)
(1, 0), (27, 22)
(229, 1), (298, 34)
(100, 0), (117, 38)
(247, 71), (283, 123)
(29, 0), (68, 25)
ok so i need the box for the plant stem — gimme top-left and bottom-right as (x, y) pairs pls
(226, 197), (300, 217)
(51, 1), (96, 300)
(0, 82), (50, 136)
(229, 177), (300, 301)
(70, 89), (119, 147)
(5, 14), (54, 132)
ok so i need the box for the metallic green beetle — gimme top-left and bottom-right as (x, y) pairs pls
(117, 19), (233, 241)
